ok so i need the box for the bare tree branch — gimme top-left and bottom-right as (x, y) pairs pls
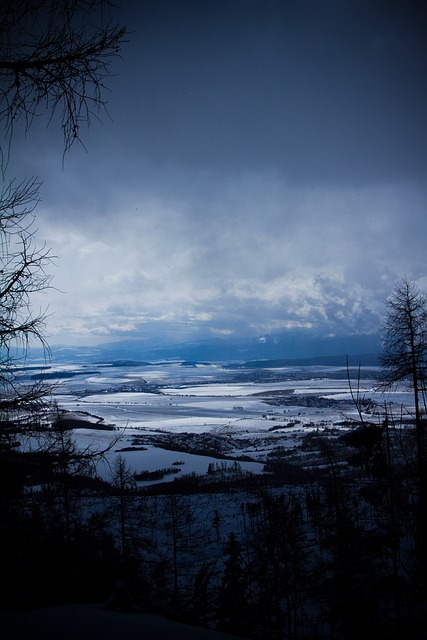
(0, 0), (127, 167)
(0, 0), (126, 438)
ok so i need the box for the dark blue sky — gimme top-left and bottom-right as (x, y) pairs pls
(10, 0), (427, 345)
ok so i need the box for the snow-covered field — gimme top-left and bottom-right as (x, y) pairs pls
(31, 361), (413, 484)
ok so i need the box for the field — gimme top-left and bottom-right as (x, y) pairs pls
(29, 360), (413, 485)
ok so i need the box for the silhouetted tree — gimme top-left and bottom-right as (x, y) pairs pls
(380, 278), (427, 589)
(111, 455), (135, 558)
(0, 1), (126, 609)
(0, 178), (53, 431)
(0, 0), (126, 165)
(380, 278), (427, 464)
(0, 0), (126, 411)
(192, 562), (214, 626)
(217, 532), (250, 635)
(0, 0), (126, 443)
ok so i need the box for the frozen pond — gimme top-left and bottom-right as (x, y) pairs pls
(92, 442), (265, 486)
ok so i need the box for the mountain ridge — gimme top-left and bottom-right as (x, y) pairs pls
(31, 331), (382, 365)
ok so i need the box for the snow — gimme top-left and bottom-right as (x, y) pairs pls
(23, 361), (416, 485)
(0, 604), (245, 640)
(93, 444), (265, 486)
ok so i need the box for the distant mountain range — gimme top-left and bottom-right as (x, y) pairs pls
(31, 331), (382, 366)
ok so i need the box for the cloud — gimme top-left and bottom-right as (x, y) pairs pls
(7, 1), (427, 346)
(29, 168), (427, 344)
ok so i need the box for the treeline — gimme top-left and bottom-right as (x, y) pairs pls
(134, 467), (181, 481)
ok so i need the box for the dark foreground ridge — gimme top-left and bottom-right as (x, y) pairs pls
(0, 604), (247, 640)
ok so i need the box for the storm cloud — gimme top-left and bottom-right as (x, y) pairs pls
(10, 0), (427, 345)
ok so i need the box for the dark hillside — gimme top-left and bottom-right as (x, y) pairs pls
(0, 605), (247, 640)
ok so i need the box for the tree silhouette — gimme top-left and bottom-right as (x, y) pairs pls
(0, 178), (53, 429)
(0, 1), (126, 609)
(0, 0), (126, 428)
(111, 455), (135, 558)
(217, 532), (250, 634)
(0, 0), (126, 165)
(380, 278), (427, 463)
(380, 278), (427, 612)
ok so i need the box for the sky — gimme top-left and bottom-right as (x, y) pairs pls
(7, 0), (427, 346)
